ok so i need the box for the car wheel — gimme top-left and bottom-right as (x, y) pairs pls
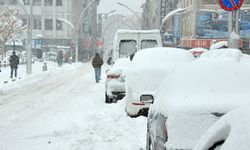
(105, 92), (111, 103)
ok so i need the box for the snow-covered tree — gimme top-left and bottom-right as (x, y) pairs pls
(0, 7), (26, 57)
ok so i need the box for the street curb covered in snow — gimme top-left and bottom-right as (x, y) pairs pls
(0, 63), (84, 95)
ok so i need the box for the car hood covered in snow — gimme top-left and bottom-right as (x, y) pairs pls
(151, 49), (250, 149)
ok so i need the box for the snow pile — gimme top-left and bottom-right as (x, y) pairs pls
(194, 104), (250, 150)
(151, 49), (250, 149)
(125, 47), (194, 95)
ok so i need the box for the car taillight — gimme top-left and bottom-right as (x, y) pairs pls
(107, 74), (120, 79)
(164, 127), (168, 139)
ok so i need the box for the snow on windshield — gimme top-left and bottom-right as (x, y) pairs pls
(119, 40), (137, 58)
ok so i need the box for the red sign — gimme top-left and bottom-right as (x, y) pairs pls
(180, 39), (243, 48)
(218, 0), (244, 11)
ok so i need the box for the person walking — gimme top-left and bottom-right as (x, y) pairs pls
(57, 50), (63, 67)
(92, 53), (103, 83)
(9, 51), (19, 78)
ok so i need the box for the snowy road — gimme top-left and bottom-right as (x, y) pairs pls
(0, 63), (147, 150)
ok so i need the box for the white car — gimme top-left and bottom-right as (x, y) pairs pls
(144, 49), (250, 150)
(105, 58), (131, 103)
(124, 47), (194, 117)
(194, 104), (250, 150)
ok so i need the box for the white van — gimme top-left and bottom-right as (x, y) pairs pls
(112, 30), (162, 61)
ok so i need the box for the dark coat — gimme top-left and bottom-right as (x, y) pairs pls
(92, 54), (103, 68)
(9, 54), (19, 68)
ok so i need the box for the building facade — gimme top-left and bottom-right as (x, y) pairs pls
(178, 0), (250, 51)
(0, 0), (99, 61)
(142, 0), (179, 46)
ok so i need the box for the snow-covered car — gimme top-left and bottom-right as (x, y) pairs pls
(144, 49), (250, 150)
(194, 104), (250, 150)
(124, 47), (194, 117)
(188, 47), (208, 58)
(105, 58), (131, 103)
(210, 41), (228, 50)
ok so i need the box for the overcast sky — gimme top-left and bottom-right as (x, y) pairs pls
(98, 0), (145, 15)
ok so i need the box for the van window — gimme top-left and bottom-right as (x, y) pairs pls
(141, 40), (158, 49)
(119, 40), (137, 58)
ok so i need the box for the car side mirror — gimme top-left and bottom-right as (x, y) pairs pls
(140, 95), (154, 104)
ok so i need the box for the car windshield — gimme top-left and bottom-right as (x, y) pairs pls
(119, 40), (137, 57)
(141, 40), (157, 49)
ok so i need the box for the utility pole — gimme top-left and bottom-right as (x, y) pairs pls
(27, 0), (33, 74)
(228, 10), (240, 49)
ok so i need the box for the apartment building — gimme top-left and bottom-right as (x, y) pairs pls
(0, 0), (99, 60)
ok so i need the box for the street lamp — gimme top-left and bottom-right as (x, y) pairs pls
(160, 8), (186, 29)
(75, 0), (96, 63)
(102, 9), (117, 19)
(117, 2), (142, 29)
(17, 0), (33, 74)
(57, 18), (76, 63)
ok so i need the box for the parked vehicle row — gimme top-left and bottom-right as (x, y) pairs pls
(144, 49), (250, 150)
(104, 29), (250, 150)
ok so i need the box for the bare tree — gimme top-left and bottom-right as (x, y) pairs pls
(0, 7), (26, 58)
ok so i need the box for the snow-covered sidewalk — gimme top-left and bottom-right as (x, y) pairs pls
(0, 61), (78, 95)
(0, 62), (147, 150)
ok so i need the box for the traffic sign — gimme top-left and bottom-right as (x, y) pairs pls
(218, 0), (244, 11)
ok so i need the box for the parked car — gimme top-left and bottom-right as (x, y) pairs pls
(188, 47), (208, 58)
(124, 47), (194, 117)
(144, 49), (250, 150)
(105, 58), (131, 103)
(194, 104), (250, 150)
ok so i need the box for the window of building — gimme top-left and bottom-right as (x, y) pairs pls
(33, 16), (42, 30)
(56, 19), (63, 30)
(33, 0), (41, 6)
(56, 0), (62, 6)
(23, 0), (29, 5)
(44, 0), (53, 6)
(45, 19), (53, 30)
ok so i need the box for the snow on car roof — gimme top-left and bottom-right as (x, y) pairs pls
(132, 47), (194, 69)
(153, 49), (250, 115)
(124, 47), (194, 96)
(116, 29), (160, 34)
(194, 104), (250, 150)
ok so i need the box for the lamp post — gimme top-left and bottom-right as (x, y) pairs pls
(75, 0), (96, 63)
(117, 2), (142, 29)
(57, 18), (76, 63)
(17, 0), (32, 74)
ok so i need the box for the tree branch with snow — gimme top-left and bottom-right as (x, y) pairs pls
(0, 7), (26, 56)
